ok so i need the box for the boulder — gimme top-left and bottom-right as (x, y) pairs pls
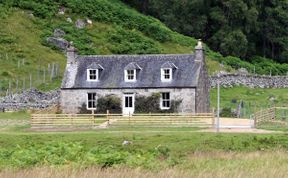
(46, 37), (69, 50)
(66, 17), (73, 23)
(237, 68), (249, 75)
(58, 6), (65, 15)
(75, 19), (86, 29)
(53, 29), (66, 38)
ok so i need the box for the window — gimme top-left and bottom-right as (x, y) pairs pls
(87, 69), (98, 81)
(161, 92), (170, 109)
(87, 93), (97, 109)
(161, 68), (172, 82)
(125, 69), (136, 82)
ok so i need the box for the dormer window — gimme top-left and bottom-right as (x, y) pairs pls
(124, 62), (142, 82)
(87, 62), (104, 82)
(87, 69), (98, 81)
(125, 69), (136, 82)
(161, 68), (172, 82)
(161, 62), (177, 82)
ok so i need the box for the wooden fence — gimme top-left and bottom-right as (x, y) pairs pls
(30, 112), (214, 128)
(253, 107), (288, 127)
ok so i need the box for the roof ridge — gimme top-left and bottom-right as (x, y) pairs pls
(78, 54), (194, 58)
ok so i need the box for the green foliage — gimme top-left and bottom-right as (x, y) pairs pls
(135, 93), (181, 113)
(96, 95), (122, 114)
(124, 0), (288, 63)
(210, 86), (288, 118)
(107, 26), (160, 54)
(0, 132), (288, 169)
(78, 103), (92, 114)
(0, 141), (165, 168)
(135, 93), (161, 113)
(219, 30), (248, 58)
(220, 107), (235, 117)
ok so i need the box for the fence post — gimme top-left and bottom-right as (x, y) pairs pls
(92, 109), (95, 126)
(29, 74), (32, 89)
(128, 111), (131, 126)
(106, 110), (110, 126)
(212, 108), (215, 127)
(253, 114), (257, 128)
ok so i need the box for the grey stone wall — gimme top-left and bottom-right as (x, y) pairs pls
(60, 88), (196, 114)
(0, 89), (60, 111)
(210, 74), (288, 88)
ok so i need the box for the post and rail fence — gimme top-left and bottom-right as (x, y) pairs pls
(30, 112), (215, 129)
(253, 107), (288, 127)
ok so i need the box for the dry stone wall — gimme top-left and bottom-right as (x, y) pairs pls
(210, 74), (288, 88)
(0, 89), (59, 111)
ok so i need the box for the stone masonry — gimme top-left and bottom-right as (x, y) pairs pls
(210, 74), (288, 88)
(61, 88), (196, 114)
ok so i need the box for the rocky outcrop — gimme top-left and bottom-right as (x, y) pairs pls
(210, 74), (288, 88)
(75, 19), (86, 29)
(53, 28), (66, 38)
(46, 37), (69, 50)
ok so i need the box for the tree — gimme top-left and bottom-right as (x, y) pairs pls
(220, 30), (248, 58)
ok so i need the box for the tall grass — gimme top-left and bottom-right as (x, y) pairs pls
(1, 151), (287, 178)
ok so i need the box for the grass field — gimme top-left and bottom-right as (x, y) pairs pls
(0, 129), (286, 177)
(210, 86), (288, 118)
(0, 111), (30, 120)
(0, 110), (287, 177)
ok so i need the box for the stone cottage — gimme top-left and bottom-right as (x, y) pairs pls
(60, 41), (210, 114)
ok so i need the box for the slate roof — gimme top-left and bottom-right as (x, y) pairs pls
(62, 54), (202, 89)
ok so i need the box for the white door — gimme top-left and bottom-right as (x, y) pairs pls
(123, 94), (135, 116)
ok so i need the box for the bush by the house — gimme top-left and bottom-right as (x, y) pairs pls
(96, 95), (122, 114)
(135, 93), (181, 113)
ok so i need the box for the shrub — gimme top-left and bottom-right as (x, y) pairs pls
(135, 93), (182, 113)
(220, 107), (235, 117)
(78, 103), (92, 114)
(96, 95), (122, 114)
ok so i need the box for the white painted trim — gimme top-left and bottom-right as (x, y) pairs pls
(124, 69), (137, 82)
(86, 92), (97, 110)
(87, 69), (99, 82)
(122, 93), (135, 115)
(160, 92), (171, 110)
(161, 68), (172, 82)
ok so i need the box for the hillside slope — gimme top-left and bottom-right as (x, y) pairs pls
(0, 0), (285, 93)
(0, 0), (223, 93)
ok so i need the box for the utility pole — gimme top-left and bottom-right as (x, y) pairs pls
(217, 73), (220, 133)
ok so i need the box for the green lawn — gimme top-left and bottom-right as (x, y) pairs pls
(0, 111), (30, 120)
(210, 87), (288, 118)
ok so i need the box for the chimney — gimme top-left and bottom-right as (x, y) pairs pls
(67, 42), (78, 65)
(195, 39), (204, 62)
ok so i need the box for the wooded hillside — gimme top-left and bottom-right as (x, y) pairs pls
(123, 0), (288, 63)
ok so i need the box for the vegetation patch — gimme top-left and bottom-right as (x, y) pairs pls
(135, 93), (181, 113)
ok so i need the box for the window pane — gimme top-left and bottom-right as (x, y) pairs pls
(161, 93), (170, 109)
(126, 70), (135, 81)
(89, 70), (98, 80)
(129, 97), (133, 107)
(88, 93), (96, 109)
(125, 97), (129, 107)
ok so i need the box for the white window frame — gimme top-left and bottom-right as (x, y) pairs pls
(161, 68), (172, 82)
(87, 69), (99, 81)
(124, 69), (136, 82)
(87, 93), (97, 110)
(160, 92), (171, 110)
